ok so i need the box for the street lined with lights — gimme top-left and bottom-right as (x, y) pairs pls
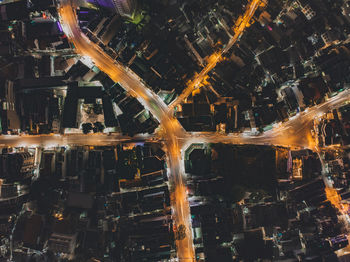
(58, 0), (195, 260)
(4, 0), (344, 261)
(169, 0), (265, 112)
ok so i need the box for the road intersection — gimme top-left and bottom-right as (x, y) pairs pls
(7, 1), (341, 260)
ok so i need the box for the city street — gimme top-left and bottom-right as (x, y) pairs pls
(3, 0), (340, 261)
(169, 0), (265, 111)
(189, 89), (350, 150)
(0, 133), (156, 147)
(58, 0), (194, 260)
(1, 0), (350, 260)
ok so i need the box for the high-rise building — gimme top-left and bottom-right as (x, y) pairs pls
(0, 152), (34, 180)
(87, 0), (115, 10)
(88, 0), (136, 17)
(111, 0), (135, 17)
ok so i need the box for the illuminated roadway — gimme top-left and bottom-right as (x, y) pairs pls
(2, 0), (346, 261)
(56, 1), (266, 260)
(183, 89), (350, 150)
(58, 0), (195, 260)
(2, 89), (348, 150)
(0, 133), (157, 147)
(2, 89), (349, 149)
(169, 0), (265, 111)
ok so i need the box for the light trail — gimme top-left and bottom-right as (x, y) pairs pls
(2, 0), (347, 261)
(57, 1), (195, 260)
(2, 85), (349, 149)
(180, 89), (350, 150)
(169, 0), (265, 112)
(0, 133), (157, 147)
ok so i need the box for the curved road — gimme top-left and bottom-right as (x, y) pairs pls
(169, 0), (264, 111)
(58, 1), (195, 260)
(34, 1), (349, 261)
(188, 89), (350, 150)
